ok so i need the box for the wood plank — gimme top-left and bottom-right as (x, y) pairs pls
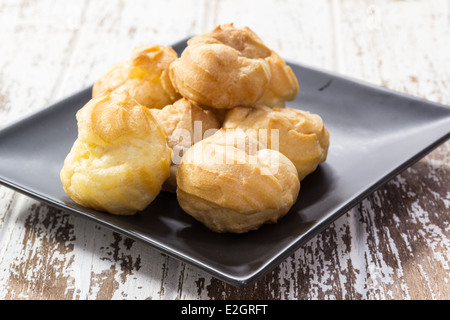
(0, 0), (89, 126)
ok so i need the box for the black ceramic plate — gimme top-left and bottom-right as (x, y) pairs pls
(1, 39), (450, 287)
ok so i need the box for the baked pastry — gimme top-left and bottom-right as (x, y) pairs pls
(176, 129), (300, 233)
(223, 105), (329, 181)
(60, 91), (172, 215)
(257, 51), (299, 108)
(150, 98), (220, 192)
(169, 23), (299, 109)
(92, 45), (180, 109)
(169, 23), (272, 109)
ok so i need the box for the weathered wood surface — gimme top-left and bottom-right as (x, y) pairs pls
(0, 0), (449, 299)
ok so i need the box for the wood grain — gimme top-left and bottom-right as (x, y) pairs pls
(0, 0), (448, 299)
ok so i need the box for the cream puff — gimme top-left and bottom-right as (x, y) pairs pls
(176, 129), (300, 233)
(92, 44), (180, 109)
(222, 105), (329, 181)
(150, 98), (220, 192)
(169, 23), (272, 109)
(60, 91), (172, 215)
(257, 51), (299, 108)
(169, 23), (299, 109)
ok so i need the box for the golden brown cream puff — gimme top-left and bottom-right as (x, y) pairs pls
(169, 23), (299, 109)
(222, 105), (329, 181)
(257, 51), (299, 108)
(150, 98), (220, 192)
(93, 45), (180, 109)
(169, 23), (272, 109)
(60, 91), (172, 215)
(176, 129), (300, 233)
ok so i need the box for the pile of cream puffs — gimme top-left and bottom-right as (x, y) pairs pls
(60, 23), (330, 233)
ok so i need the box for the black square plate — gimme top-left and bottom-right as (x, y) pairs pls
(1, 39), (449, 286)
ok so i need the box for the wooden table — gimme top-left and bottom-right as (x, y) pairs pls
(0, 0), (448, 300)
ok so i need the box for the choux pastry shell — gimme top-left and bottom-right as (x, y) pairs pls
(60, 91), (172, 215)
(150, 98), (220, 192)
(176, 129), (300, 233)
(223, 105), (329, 181)
(92, 45), (180, 109)
(169, 23), (299, 109)
(257, 51), (299, 108)
(169, 23), (272, 109)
